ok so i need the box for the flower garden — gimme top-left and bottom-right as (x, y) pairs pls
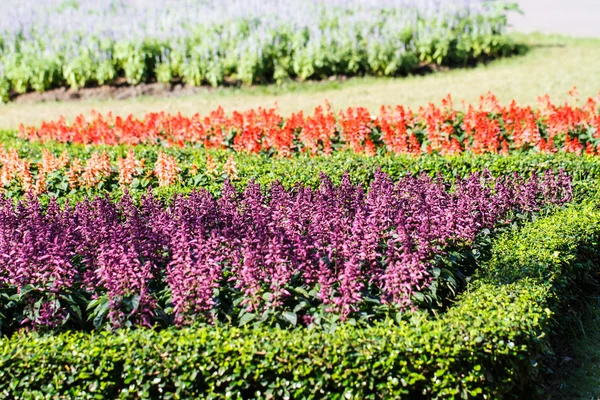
(1, 0), (600, 398)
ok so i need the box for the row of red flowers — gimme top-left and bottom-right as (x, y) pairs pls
(19, 90), (600, 156)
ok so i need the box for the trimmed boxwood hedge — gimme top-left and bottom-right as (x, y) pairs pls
(1, 202), (599, 398)
(0, 282), (548, 399)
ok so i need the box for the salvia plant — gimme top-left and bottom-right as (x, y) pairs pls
(0, 169), (571, 335)
(18, 91), (600, 155)
(0, 0), (519, 100)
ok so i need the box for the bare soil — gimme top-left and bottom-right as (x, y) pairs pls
(11, 82), (209, 104)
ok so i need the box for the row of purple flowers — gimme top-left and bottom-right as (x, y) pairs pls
(0, 170), (571, 332)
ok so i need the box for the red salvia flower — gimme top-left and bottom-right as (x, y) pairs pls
(16, 91), (600, 156)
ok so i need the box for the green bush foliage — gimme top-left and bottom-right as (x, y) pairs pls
(0, 281), (549, 399)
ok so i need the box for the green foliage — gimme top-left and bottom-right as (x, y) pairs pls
(0, 282), (549, 399)
(0, 9), (519, 100)
(483, 204), (600, 289)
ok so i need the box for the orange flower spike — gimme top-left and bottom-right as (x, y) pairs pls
(99, 151), (112, 176)
(0, 150), (21, 187)
(80, 156), (98, 188)
(188, 113), (206, 144)
(586, 143), (596, 155)
(81, 151), (112, 188)
(33, 172), (47, 195)
(243, 109), (263, 154)
(58, 151), (69, 170)
(563, 135), (584, 154)
(380, 105), (412, 154)
(206, 154), (219, 176)
(408, 134), (421, 155)
(117, 148), (142, 186)
(260, 107), (287, 155)
(203, 106), (227, 148)
(300, 105), (335, 156)
(338, 107), (371, 154)
(502, 102), (540, 150)
(364, 138), (377, 156)
(419, 101), (452, 153)
(17, 160), (33, 191)
(0, 153), (33, 192)
(17, 123), (31, 140)
(154, 152), (180, 187)
(39, 148), (64, 175)
(224, 155), (239, 180)
(470, 111), (501, 154)
(67, 158), (83, 189)
(284, 115), (300, 150)
(479, 92), (501, 113)
(585, 97), (600, 139)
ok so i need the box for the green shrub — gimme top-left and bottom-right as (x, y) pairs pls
(483, 204), (600, 289)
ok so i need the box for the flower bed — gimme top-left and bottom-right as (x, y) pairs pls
(2, 135), (600, 202)
(18, 92), (600, 155)
(0, 0), (517, 100)
(2, 201), (599, 398)
(0, 170), (570, 333)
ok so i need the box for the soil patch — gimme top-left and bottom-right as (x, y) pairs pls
(10, 81), (210, 104)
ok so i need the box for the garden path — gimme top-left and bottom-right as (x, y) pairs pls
(508, 0), (600, 37)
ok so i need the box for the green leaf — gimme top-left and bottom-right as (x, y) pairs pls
(19, 284), (36, 297)
(282, 312), (297, 326)
(412, 292), (425, 302)
(238, 312), (255, 326)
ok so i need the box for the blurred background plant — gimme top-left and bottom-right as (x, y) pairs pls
(0, 0), (520, 101)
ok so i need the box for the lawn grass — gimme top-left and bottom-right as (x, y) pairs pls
(0, 33), (599, 130)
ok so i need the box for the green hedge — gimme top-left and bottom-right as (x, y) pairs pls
(0, 283), (548, 399)
(483, 203), (600, 291)
(2, 202), (599, 398)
